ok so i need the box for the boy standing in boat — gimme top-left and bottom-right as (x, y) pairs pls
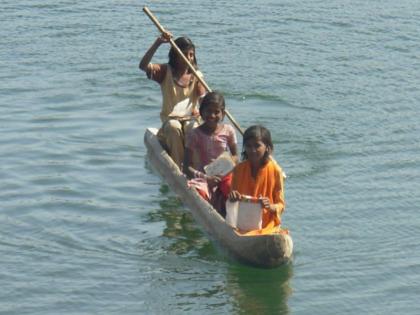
(139, 32), (206, 169)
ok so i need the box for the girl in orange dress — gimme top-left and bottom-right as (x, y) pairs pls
(228, 125), (285, 234)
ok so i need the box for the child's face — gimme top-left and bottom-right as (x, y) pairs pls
(201, 103), (224, 127)
(244, 138), (267, 164)
(176, 49), (195, 66)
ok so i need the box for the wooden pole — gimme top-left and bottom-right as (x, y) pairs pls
(143, 6), (244, 135)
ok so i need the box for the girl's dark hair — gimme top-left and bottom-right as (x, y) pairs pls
(199, 91), (226, 117)
(168, 37), (198, 70)
(241, 125), (274, 164)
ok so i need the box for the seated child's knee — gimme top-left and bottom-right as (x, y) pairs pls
(165, 119), (182, 131)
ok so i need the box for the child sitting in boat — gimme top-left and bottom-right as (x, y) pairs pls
(183, 91), (238, 216)
(228, 125), (285, 234)
(139, 33), (206, 169)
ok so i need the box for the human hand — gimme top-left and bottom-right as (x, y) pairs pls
(191, 108), (199, 117)
(228, 190), (242, 202)
(157, 31), (172, 44)
(259, 196), (276, 213)
(206, 175), (221, 188)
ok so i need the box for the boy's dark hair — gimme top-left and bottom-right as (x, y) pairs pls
(241, 125), (273, 164)
(199, 91), (226, 117)
(168, 37), (197, 70)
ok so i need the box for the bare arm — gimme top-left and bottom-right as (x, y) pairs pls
(139, 32), (171, 72)
(183, 147), (221, 187)
(228, 142), (238, 165)
(228, 166), (241, 201)
(183, 147), (194, 178)
(197, 82), (207, 98)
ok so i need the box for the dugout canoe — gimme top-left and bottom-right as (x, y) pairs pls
(144, 127), (293, 268)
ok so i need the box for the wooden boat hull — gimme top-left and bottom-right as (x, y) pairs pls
(144, 128), (293, 268)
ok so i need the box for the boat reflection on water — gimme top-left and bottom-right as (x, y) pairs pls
(226, 263), (293, 315)
(144, 183), (293, 314)
(148, 184), (218, 259)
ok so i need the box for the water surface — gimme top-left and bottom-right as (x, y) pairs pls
(1, 1), (419, 314)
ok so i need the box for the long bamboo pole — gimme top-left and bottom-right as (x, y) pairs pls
(143, 6), (244, 135)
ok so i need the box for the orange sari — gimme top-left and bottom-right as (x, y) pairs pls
(231, 158), (285, 235)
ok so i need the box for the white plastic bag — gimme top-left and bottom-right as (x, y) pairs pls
(226, 196), (262, 231)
